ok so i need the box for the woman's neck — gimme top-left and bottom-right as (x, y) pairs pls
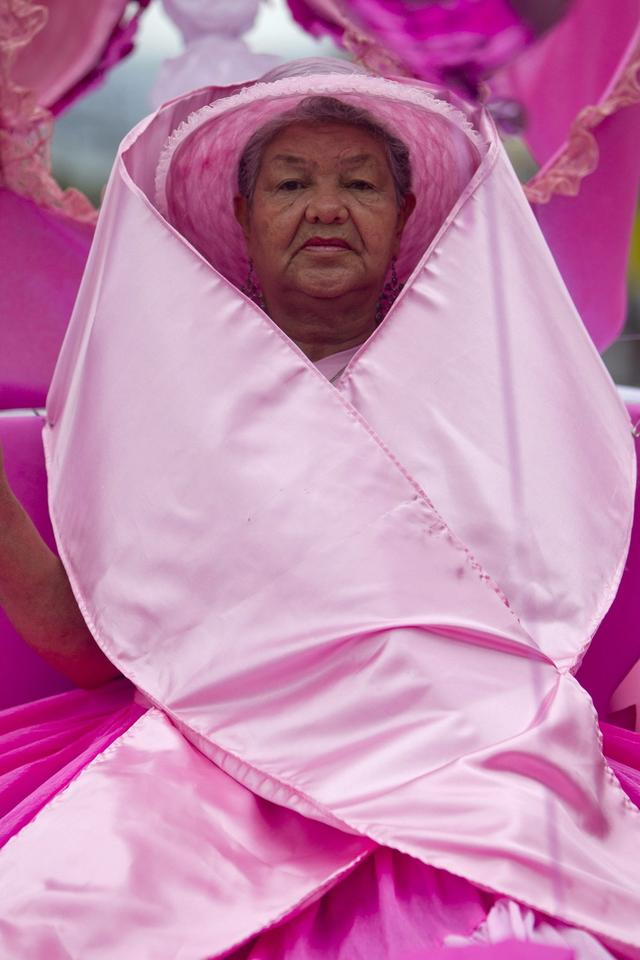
(265, 295), (378, 361)
(294, 330), (372, 361)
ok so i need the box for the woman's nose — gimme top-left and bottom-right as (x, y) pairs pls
(304, 188), (349, 224)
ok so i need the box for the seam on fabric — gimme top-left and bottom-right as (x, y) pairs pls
(570, 673), (640, 817)
(162, 692), (640, 954)
(338, 139), (636, 673)
(0, 703), (373, 960)
(209, 848), (373, 959)
(42, 428), (640, 953)
(105, 145), (518, 639)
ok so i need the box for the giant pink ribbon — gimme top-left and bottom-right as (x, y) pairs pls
(1, 68), (637, 957)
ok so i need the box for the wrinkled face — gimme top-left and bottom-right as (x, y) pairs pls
(234, 122), (414, 313)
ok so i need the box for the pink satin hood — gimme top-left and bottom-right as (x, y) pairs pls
(4, 63), (639, 956)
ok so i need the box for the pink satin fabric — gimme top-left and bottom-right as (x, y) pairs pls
(1, 65), (639, 957)
(3, 683), (640, 957)
(0, 680), (141, 845)
(0, 707), (373, 958)
(134, 70), (634, 671)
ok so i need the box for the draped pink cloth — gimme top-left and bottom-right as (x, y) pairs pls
(2, 681), (640, 957)
(1, 63), (639, 958)
(0, 680), (141, 844)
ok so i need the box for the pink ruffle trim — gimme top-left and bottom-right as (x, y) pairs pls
(0, 0), (98, 223)
(525, 39), (640, 203)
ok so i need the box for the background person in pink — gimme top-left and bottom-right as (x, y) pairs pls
(1, 59), (640, 959)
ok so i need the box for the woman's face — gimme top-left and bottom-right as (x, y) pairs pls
(234, 122), (415, 325)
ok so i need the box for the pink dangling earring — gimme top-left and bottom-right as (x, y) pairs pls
(376, 256), (403, 324)
(241, 259), (265, 310)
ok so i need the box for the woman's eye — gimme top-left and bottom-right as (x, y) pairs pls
(348, 180), (374, 191)
(277, 180), (304, 192)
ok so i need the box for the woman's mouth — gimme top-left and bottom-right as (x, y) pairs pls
(302, 237), (352, 250)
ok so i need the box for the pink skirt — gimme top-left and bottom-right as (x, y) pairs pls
(1, 681), (638, 959)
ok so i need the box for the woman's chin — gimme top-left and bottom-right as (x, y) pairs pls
(288, 273), (369, 304)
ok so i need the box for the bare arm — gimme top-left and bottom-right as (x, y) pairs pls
(0, 443), (120, 688)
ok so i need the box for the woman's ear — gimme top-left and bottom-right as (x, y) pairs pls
(233, 195), (251, 240)
(396, 192), (417, 239)
(392, 192), (416, 257)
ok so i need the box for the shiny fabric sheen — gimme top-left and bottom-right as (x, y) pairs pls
(337, 142), (633, 668)
(4, 69), (637, 955)
(0, 709), (370, 958)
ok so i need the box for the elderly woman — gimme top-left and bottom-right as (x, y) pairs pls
(0, 59), (639, 959)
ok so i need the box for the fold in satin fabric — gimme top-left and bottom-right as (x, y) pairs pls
(0, 709), (372, 959)
(148, 70), (634, 670)
(4, 64), (638, 956)
(3, 684), (640, 958)
(0, 680), (141, 845)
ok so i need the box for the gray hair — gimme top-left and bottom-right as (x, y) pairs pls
(237, 96), (412, 205)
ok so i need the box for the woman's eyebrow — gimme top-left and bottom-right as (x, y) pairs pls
(267, 154), (378, 171)
(339, 154), (378, 169)
(270, 154), (311, 167)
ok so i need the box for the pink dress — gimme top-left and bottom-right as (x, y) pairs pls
(3, 634), (640, 958)
(2, 63), (640, 959)
(2, 357), (639, 958)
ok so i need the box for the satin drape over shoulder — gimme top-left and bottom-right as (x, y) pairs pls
(1, 66), (638, 957)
